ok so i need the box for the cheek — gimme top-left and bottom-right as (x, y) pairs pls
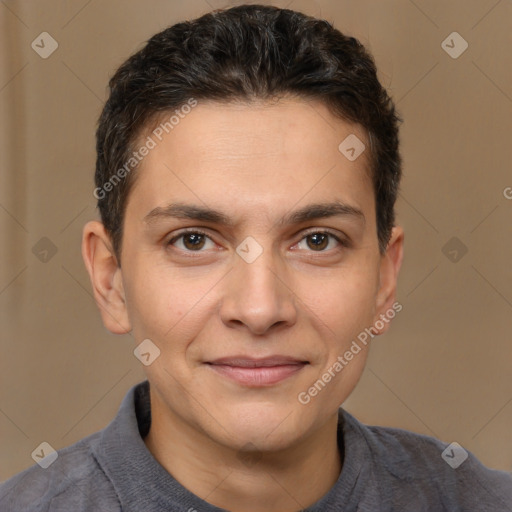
(123, 259), (217, 348)
(122, 263), (179, 339)
(303, 265), (379, 342)
(299, 273), (376, 408)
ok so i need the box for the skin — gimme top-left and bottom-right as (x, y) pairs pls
(82, 96), (404, 512)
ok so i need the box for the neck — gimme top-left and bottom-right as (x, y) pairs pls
(143, 391), (342, 512)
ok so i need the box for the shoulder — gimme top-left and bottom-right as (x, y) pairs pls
(0, 432), (121, 512)
(341, 409), (512, 511)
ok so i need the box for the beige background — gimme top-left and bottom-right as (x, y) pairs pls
(1, 0), (511, 480)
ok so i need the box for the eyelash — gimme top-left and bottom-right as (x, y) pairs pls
(166, 228), (350, 255)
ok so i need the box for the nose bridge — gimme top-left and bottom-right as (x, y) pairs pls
(219, 238), (296, 333)
(239, 243), (280, 294)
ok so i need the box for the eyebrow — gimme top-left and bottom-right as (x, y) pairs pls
(143, 200), (366, 228)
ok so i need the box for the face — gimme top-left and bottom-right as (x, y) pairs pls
(84, 97), (403, 454)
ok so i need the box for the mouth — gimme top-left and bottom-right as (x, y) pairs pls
(204, 356), (309, 387)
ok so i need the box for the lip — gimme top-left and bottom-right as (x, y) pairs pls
(205, 356), (309, 387)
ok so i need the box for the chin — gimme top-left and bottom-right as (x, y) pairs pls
(207, 401), (312, 451)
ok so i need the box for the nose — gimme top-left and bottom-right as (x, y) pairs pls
(219, 247), (298, 336)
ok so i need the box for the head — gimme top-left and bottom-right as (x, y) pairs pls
(83, 4), (404, 454)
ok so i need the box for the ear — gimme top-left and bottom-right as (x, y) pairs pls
(372, 225), (404, 335)
(81, 220), (131, 334)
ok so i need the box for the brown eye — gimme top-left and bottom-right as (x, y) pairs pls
(182, 233), (206, 250)
(305, 232), (329, 251)
(296, 231), (344, 253)
(168, 230), (214, 252)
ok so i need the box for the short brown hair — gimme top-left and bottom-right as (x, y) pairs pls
(94, 4), (403, 264)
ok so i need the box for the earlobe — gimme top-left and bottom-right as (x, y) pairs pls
(373, 225), (404, 335)
(81, 221), (132, 335)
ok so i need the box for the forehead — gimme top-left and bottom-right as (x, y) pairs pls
(126, 97), (374, 227)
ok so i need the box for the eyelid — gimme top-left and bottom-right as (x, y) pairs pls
(167, 227), (350, 252)
(292, 228), (351, 251)
(299, 227), (347, 241)
(166, 228), (213, 246)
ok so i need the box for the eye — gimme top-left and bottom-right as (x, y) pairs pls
(294, 231), (346, 252)
(167, 229), (216, 252)
(167, 229), (349, 254)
